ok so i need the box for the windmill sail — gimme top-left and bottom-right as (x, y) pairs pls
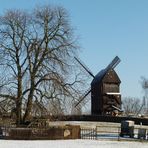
(105, 56), (121, 71)
(75, 88), (91, 107)
(74, 57), (95, 78)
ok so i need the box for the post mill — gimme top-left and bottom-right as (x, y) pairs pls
(75, 56), (122, 116)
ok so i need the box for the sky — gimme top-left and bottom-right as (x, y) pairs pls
(0, 0), (148, 99)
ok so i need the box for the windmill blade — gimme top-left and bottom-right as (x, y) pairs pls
(75, 89), (91, 107)
(105, 56), (121, 71)
(74, 57), (95, 78)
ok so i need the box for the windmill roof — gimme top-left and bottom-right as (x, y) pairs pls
(91, 68), (120, 85)
(91, 69), (107, 85)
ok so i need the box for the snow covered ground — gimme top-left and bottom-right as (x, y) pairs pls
(0, 140), (148, 148)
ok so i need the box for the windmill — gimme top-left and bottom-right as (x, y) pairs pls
(75, 56), (122, 116)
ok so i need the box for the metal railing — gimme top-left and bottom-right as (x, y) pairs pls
(81, 128), (96, 139)
(81, 125), (148, 141)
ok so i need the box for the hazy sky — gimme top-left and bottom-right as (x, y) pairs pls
(0, 0), (148, 99)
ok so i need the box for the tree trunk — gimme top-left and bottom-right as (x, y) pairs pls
(16, 68), (23, 126)
(23, 98), (32, 123)
(23, 87), (34, 123)
(16, 99), (22, 125)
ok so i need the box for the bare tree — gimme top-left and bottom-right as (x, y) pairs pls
(46, 61), (91, 115)
(122, 97), (143, 116)
(141, 76), (148, 115)
(0, 5), (85, 125)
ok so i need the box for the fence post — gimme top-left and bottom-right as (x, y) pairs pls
(118, 127), (120, 141)
(95, 126), (97, 140)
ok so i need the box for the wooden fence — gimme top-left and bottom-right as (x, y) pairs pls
(0, 125), (80, 140)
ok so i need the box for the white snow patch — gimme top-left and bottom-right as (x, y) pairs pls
(0, 140), (148, 148)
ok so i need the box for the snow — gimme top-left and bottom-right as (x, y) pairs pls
(0, 139), (148, 148)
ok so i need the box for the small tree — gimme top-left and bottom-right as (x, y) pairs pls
(122, 97), (143, 116)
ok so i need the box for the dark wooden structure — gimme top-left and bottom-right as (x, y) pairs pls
(91, 68), (121, 115)
(75, 56), (122, 116)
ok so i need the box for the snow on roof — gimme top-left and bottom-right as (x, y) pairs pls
(106, 92), (121, 95)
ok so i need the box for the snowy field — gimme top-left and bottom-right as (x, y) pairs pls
(0, 140), (148, 148)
